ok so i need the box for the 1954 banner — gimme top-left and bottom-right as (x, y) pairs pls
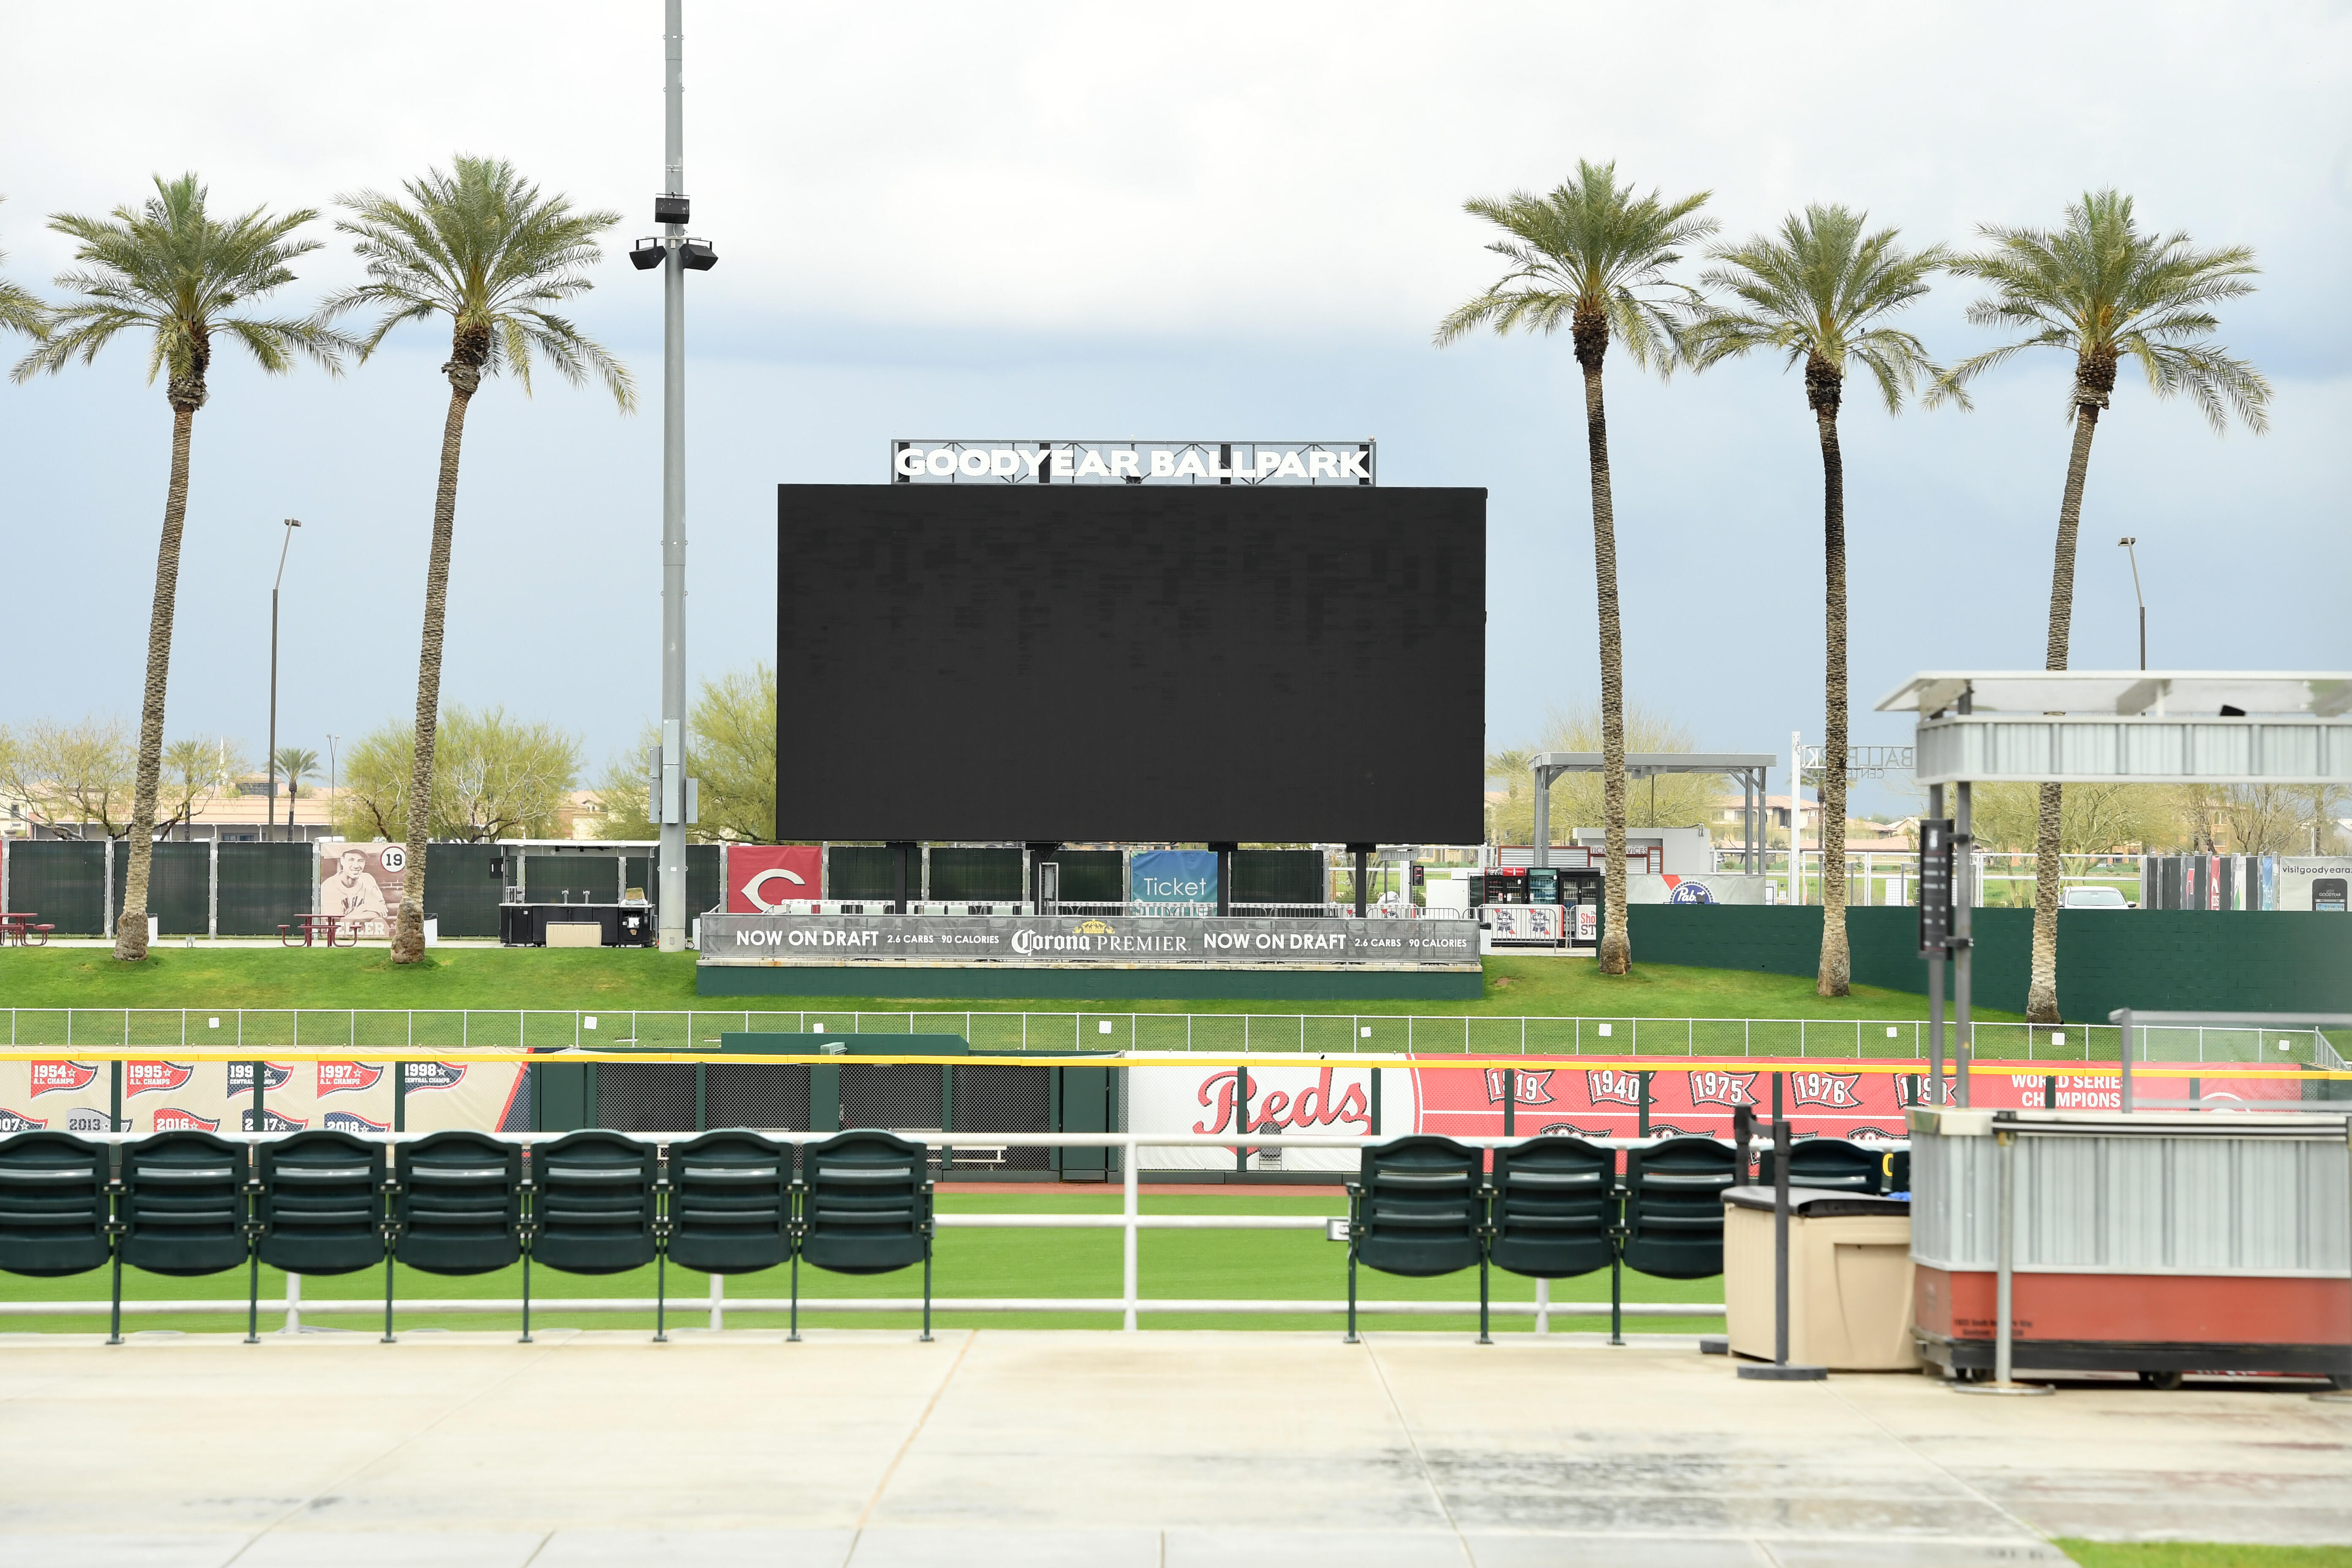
(699, 912), (1480, 969)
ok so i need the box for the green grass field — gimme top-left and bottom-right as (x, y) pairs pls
(2058, 1546), (2352, 1567)
(0, 1192), (1718, 1337)
(0, 946), (2015, 1023)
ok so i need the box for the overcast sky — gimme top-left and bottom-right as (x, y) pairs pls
(2, 1), (2345, 822)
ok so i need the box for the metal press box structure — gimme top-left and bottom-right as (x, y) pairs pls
(1907, 1106), (2351, 1379)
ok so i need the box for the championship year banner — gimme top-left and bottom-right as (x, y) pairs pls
(0, 1058), (528, 1136)
(700, 912), (1480, 968)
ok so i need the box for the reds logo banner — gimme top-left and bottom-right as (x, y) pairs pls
(1688, 1070), (1758, 1108)
(0, 1109), (46, 1132)
(1585, 1068), (1652, 1107)
(30, 1062), (98, 1096)
(1787, 1071), (1863, 1108)
(126, 1062), (194, 1097)
(727, 844), (822, 913)
(317, 1062), (384, 1096)
(151, 1108), (220, 1132)
(1482, 1067), (1555, 1105)
(1191, 1066), (1369, 1135)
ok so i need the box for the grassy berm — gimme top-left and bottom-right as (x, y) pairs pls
(0, 947), (2016, 1020)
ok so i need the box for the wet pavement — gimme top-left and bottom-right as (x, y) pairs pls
(2, 1330), (2346, 1565)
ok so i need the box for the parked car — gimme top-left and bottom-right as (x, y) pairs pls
(2061, 885), (2134, 909)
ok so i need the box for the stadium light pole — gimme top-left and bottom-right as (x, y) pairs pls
(636, 0), (717, 950)
(267, 518), (301, 842)
(2118, 536), (2145, 670)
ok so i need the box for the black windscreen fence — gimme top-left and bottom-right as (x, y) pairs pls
(827, 846), (897, 901)
(421, 842), (504, 939)
(928, 847), (1022, 901)
(1232, 849), (1326, 908)
(776, 484), (1485, 844)
(212, 844), (314, 936)
(3, 841), (104, 934)
(1054, 850), (1124, 903)
(97, 843), (215, 935)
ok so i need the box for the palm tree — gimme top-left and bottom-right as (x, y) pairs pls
(13, 174), (342, 961)
(275, 746), (321, 828)
(1436, 161), (1714, 975)
(0, 197), (48, 340)
(1683, 205), (1958, 996)
(322, 157), (634, 963)
(1947, 191), (2267, 1023)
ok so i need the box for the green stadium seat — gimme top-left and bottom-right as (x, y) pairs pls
(0, 1132), (112, 1279)
(794, 1130), (935, 1342)
(256, 1130), (387, 1276)
(1489, 1135), (1616, 1280)
(1755, 1137), (1882, 1194)
(120, 1132), (251, 1277)
(1346, 1135), (1489, 1344)
(1620, 1136), (1736, 1281)
(531, 1131), (659, 1274)
(665, 1130), (790, 1274)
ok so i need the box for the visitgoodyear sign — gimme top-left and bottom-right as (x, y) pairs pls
(700, 912), (1479, 969)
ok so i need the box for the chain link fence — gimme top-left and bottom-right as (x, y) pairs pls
(3, 1006), (2341, 1068)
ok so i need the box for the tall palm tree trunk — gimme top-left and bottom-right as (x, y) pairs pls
(1575, 318), (1632, 975)
(114, 403), (197, 961)
(391, 370), (477, 964)
(1813, 393), (1850, 996)
(2026, 400), (2102, 1023)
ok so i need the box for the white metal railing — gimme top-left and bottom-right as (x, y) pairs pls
(0, 1131), (1734, 1336)
(2, 1009), (2339, 1065)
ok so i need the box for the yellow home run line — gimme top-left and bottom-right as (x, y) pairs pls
(0, 1051), (2341, 1079)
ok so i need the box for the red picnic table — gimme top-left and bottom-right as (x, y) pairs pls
(279, 913), (360, 948)
(0, 912), (51, 947)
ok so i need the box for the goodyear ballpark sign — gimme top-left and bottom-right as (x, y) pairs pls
(892, 438), (1375, 486)
(700, 912), (1475, 969)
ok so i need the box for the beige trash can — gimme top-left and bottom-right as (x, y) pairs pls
(1723, 1188), (1918, 1371)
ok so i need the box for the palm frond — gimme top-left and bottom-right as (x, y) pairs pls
(0, 197), (50, 340)
(1682, 203), (1951, 416)
(15, 173), (331, 391)
(1434, 159), (1715, 374)
(1947, 189), (2267, 430)
(323, 155), (631, 409)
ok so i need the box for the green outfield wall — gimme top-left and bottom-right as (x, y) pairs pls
(1616, 906), (2352, 1021)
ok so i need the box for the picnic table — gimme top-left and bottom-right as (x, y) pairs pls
(279, 913), (359, 948)
(0, 912), (51, 947)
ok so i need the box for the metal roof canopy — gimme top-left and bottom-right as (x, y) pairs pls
(1873, 671), (2352, 787)
(1528, 753), (1774, 873)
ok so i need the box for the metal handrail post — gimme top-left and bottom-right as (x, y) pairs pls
(1122, 1134), (1139, 1332)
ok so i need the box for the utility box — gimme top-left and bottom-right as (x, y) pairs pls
(1724, 1188), (1919, 1370)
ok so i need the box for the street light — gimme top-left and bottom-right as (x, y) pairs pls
(267, 518), (301, 841)
(2118, 537), (2145, 671)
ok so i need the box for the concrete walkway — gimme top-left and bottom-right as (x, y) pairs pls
(2, 1330), (2347, 1566)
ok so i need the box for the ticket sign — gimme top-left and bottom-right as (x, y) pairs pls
(1917, 819), (1954, 955)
